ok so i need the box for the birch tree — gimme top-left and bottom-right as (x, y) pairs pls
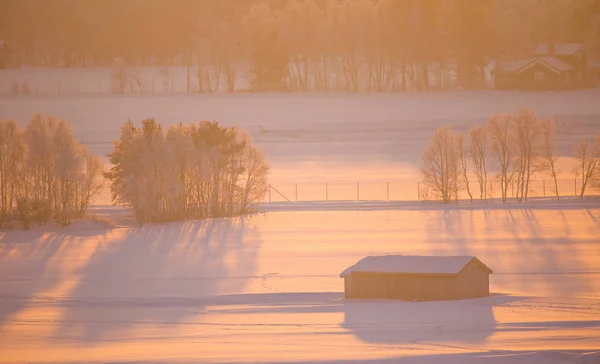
(541, 118), (560, 199)
(488, 113), (515, 202)
(512, 108), (543, 202)
(422, 126), (459, 204)
(469, 126), (488, 200)
(456, 133), (473, 202)
(573, 133), (600, 198)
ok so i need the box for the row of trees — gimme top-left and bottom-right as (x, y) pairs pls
(2, 0), (599, 91)
(0, 116), (270, 227)
(421, 108), (600, 203)
(106, 119), (270, 224)
(0, 116), (104, 227)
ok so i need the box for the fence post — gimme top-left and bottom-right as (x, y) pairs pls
(543, 179), (545, 197)
(387, 182), (389, 201)
(357, 182), (359, 201)
(295, 183), (298, 202)
(326, 182), (328, 201)
(269, 184), (272, 203)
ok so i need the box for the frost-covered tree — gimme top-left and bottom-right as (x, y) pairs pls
(0, 120), (26, 224)
(512, 108), (543, 202)
(541, 118), (560, 199)
(469, 126), (488, 200)
(422, 126), (459, 204)
(24, 115), (103, 226)
(573, 133), (600, 198)
(0, 115), (103, 227)
(455, 133), (473, 202)
(107, 119), (269, 223)
(488, 113), (516, 202)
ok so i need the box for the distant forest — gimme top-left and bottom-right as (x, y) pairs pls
(1, 0), (600, 91)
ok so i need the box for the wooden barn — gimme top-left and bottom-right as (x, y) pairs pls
(492, 42), (600, 90)
(340, 255), (493, 301)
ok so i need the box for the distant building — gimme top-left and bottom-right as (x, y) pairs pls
(340, 255), (493, 301)
(0, 40), (13, 69)
(492, 42), (600, 90)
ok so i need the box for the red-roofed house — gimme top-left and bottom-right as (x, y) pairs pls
(492, 42), (599, 90)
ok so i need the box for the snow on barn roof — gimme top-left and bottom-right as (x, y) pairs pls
(493, 56), (573, 75)
(339, 255), (492, 278)
(533, 43), (583, 56)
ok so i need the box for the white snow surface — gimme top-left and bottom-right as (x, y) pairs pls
(339, 255), (481, 277)
(1, 199), (600, 363)
(1, 90), (600, 362)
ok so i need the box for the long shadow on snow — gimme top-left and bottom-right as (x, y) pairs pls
(54, 216), (261, 344)
(421, 206), (599, 297)
(205, 291), (523, 345)
(0, 226), (113, 325)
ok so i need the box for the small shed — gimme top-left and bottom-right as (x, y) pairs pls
(340, 255), (493, 301)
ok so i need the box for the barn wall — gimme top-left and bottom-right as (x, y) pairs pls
(345, 272), (456, 301)
(455, 261), (489, 299)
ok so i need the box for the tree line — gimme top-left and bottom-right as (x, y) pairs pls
(0, 116), (269, 228)
(2, 0), (599, 92)
(421, 109), (600, 203)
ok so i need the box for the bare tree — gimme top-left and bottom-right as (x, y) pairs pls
(72, 151), (104, 218)
(573, 133), (600, 198)
(488, 113), (515, 202)
(541, 118), (560, 199)
(422, 126), (459, 203)
(469, 125), (488, 200)
(455, 133), (473, 202)
(512, 108), (543, 201)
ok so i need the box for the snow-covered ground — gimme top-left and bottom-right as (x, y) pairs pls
(1, 91), (600, 362)
(1, 199), (600, 363)
(2, 90), (600, 204)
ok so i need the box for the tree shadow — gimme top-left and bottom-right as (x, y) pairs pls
(0, 226), (112, 325)
(423, 206), (598, 298)
(54, 216), (261, 344)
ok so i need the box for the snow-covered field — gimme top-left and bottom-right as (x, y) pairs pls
(2, 89), (600, 203)
(1, 90), (600, 363)
(1, 200), (600, 363)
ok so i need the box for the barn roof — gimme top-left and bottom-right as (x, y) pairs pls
(493, 56), (573, 75)
(533, 43), (583, 56)
(339, 255), (492, 278)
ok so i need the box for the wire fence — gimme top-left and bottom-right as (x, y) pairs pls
(263, 178), (598, 203)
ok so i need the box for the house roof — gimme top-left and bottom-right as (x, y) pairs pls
(493, 56), (574, 75)
(589, 60), (600, 69)
(339, 255), (493, 278)
(533, 43), (583, 56)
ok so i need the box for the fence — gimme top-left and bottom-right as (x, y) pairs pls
(263, 178), (598, 203)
